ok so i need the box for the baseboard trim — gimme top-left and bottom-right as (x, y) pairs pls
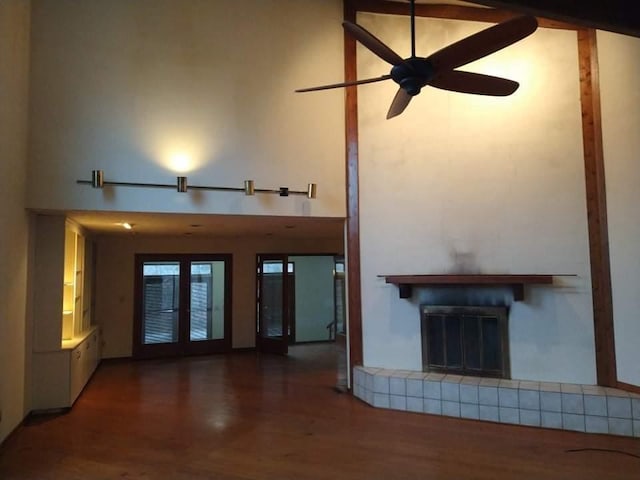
(617, 380), (640, 395)
(26, 407), (71, 418)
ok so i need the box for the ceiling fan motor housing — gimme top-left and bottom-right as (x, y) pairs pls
(391, 58), (434, 96)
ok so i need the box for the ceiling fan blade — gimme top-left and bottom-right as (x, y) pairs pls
(430, 70), (519, 96)
(343, 21), (404, 66)
(427, 15), (538, 71)
(387, 88), (412, 119)
(295, 75), (392, 93)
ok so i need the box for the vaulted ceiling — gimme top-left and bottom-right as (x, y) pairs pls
(468, 0), (640, 37)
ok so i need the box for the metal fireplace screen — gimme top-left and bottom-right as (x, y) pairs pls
(420, 306), (510, 378)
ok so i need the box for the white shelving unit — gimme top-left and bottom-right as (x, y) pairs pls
(32, 215), (100, 411)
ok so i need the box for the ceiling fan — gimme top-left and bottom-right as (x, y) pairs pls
(295, 0), (538, 119)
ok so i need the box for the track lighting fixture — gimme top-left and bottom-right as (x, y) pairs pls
(177, 176), (188, 193)
(77, 172), (317, 199)
(91, 170), (104, 188)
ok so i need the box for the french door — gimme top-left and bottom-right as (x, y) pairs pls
(256, 255), (293, 355)
(133, 254), (232, 358)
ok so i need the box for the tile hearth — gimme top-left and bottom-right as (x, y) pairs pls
(353, 366), (640, 437)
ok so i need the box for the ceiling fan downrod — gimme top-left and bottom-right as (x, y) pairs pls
(410, 0), (416, 58)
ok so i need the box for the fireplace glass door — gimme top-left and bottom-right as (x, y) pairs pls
(421, 306), (509, 378)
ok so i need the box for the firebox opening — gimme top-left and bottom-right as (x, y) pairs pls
(420, 305), (510, 379)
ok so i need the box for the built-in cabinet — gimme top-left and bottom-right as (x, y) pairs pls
(32, 215), (100, 411)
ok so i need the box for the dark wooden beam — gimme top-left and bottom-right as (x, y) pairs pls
(467, 0), (640, 37)
(577, 29), (617, 387)
(345, 1), (363, 375)
(351, 0), (577, 29)
(617, 381), (640, 395)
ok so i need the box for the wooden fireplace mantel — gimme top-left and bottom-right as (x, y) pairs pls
(380, 274), (554, 301)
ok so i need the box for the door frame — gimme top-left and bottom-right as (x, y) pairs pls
(255, 253), (342, 354)
(133, 253), (233, 359)
(256, 254), (291, 355)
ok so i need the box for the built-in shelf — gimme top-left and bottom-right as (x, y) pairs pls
(63, 310), (73, 315)
(61, 325), (98, 350)
(380, 274), (555, 301)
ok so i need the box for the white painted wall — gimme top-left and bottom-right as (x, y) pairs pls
(598, 31), (640, 387)
(290, 255), (335, 342)
(27, 0), (345, 218)
(357, 13), (596, 383)
(95, 234), (342, 358)
(0, 0), (30, 443)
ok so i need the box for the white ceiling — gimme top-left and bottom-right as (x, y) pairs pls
(65, 210), (345, 239)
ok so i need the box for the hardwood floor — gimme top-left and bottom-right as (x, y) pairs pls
(1, 345), (639, 479)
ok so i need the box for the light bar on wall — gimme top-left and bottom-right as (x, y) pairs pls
(78, 170), (317, 199)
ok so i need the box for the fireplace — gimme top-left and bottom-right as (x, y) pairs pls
(420, 306), (510, 378)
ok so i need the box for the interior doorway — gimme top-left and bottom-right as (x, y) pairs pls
(256, 254), (346, 354)
(133, 254), (232, 358)
(256, 255), (293, 354)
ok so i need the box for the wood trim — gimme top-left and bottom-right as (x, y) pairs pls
(465, 0), (640, 38)
(351, 0), (578, 30)
(577, 29), (617, 387)
(617, 381), (640, 395)
(345, 0), (363, 372)
(382, 274), (554, 285)
(382, 274), (554, 301)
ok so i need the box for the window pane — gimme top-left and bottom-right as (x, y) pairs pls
(190, 261), (225, 341)
(142, 262), (179, 344)
(261, 260), (284, 338)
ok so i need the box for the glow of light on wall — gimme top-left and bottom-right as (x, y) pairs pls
(141, 128), (214, 174)
(168, 151), (194, 173)
(156, 140), (204, 173)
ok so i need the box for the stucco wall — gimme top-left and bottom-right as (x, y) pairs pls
(357, 13), (596, 384)
(290, 255), (336, 342)
(27, 0), (345, 218)
(598, 31), (640, 387)
(0, 0), (30, 443)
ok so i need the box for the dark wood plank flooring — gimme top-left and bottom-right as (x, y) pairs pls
(1, 344), (639, 479)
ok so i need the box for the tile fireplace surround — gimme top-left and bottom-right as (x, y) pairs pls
(353, 366), (640, 437)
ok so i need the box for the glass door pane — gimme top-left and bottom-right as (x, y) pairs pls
(257, 255), (289, 355)
(142, 262), (180, 345)
(261, 260), (284, 339)
(190, 260), (226, 341)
